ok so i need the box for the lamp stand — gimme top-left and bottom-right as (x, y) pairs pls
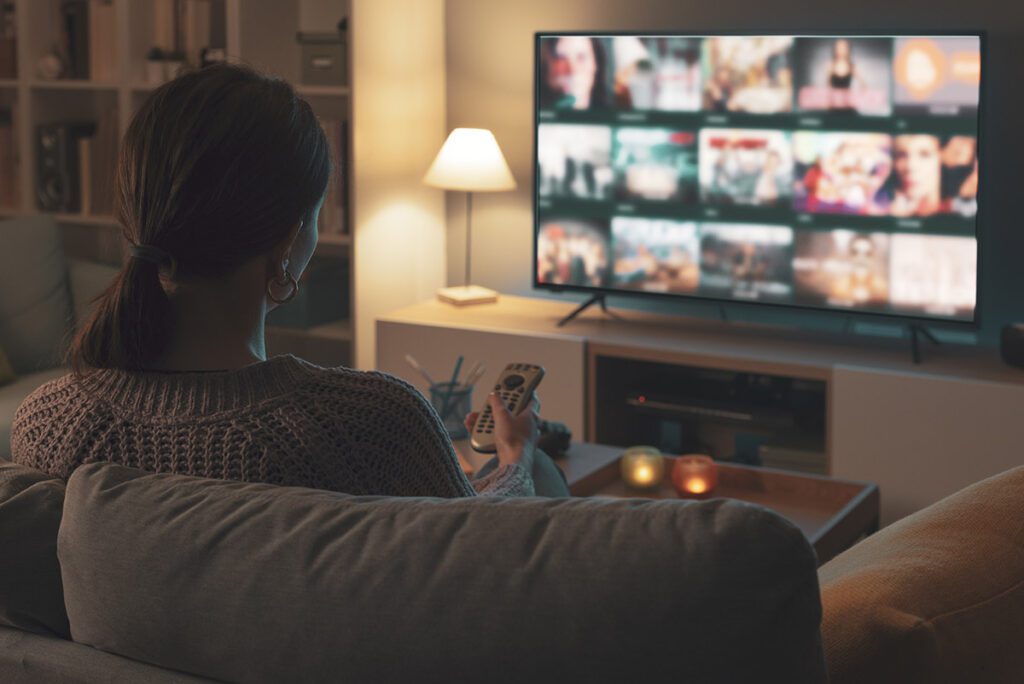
(437, 190), (499, 306)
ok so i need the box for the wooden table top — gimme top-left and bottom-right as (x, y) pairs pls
(455, 440), (879, 565)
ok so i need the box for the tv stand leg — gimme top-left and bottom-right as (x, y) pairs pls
(909, 324), (940, 365)
(558, 294), (611, 327)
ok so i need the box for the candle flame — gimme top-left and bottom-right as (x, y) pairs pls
(634, 464), (653, 484)
(685, 478), (708, 494)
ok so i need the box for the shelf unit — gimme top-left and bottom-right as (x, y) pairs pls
(0, 0), (354, 367)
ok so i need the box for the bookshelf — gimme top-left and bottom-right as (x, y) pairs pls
(0, 0), (354, 367)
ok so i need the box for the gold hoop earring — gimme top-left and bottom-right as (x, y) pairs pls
(268, 270), (299, 304)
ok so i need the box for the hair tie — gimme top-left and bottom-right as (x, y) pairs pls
(130, 244), (177, 277)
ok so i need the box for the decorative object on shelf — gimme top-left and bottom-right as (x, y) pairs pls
(671, 455), (719, 499)
(424, 128), (516, 306)
(620, 446), (665, 490)
(36, 46), (65, 81)
(145, 47), (165, 83)
(164, 50), (187, 80)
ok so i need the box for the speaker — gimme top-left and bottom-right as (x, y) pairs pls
(1000, 324), (1024, 369)
(36, 122), (95, 213)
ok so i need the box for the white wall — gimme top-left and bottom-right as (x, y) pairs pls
(351, 0), (447, 369)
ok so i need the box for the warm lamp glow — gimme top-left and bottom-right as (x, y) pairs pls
(423, 128), (517, 192)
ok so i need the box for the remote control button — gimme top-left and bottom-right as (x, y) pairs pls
(503, 374), (525, 389)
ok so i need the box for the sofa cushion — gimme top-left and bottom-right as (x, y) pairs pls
(60, 462), (826, 684)
(0, 462), (70, 638)
(0, 215), (71, 373)
(819, 465), (1024, 683)
(0, 367), (66, 458)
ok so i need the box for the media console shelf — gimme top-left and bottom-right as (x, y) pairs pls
(377, 295), (1024, 526)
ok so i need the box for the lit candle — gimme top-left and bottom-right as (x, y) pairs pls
(671, 455), (718, 499)
(621, 446), (665, 490)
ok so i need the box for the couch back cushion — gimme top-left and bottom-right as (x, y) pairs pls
(0, 462), (70, 638)
(819, 465), (1024, 683)
(60, 462), (826, 684)
(0, 216), (71, 373)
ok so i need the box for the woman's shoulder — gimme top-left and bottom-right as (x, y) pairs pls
(290, 358), (432, 410)
(14, 373), (86, 420)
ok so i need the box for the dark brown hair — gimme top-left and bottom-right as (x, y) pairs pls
(70, 63), (332, 373)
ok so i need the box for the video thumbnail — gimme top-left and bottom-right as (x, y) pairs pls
(611, 37), (702, 111)
(889, 234), (976, 318)
(612, 127), (698, 202)
(611, 218), (700, 293)
(794, 37), (892, 115)
(699, 128), (793, 207)
(537, 124), (613, 200)
(538, 36), (613, 110)
(698, 223), (794, 301)
(882, 134), (978, 218)
(894, 37), (981, 116)
(792, 132), (892, 215)
(537, 218), (611, 288)
(701, 36), (794, 114)
(794, 230), (890, 309)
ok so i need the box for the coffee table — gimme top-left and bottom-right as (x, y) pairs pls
(455, 440), (880, 566)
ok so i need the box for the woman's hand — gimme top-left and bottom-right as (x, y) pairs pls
(465, 393), (540, 472)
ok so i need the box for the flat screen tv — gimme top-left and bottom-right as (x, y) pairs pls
(533, 33), (983, 323)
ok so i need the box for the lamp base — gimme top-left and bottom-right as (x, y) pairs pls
(436, 285), (499, 307)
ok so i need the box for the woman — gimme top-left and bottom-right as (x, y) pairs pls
(13, 64), (563, 498)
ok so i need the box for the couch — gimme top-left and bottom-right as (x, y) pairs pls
(3, 460), (1022, 683)
(2, 460), (827, 683)
(0, 216), (119, 457)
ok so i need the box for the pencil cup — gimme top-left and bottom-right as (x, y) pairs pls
(429, 382), (473, 440)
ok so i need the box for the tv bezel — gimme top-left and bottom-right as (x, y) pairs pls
(532, 30), (987, 330)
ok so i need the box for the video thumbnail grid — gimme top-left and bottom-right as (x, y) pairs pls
(535, 34), (980, 321)
(536, 217), (976, 319)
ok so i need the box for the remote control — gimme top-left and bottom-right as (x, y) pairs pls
(470, 363), (545, 453)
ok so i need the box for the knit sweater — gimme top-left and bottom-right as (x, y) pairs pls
(11, 355), (534, 497)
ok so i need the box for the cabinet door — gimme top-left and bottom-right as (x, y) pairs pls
(376, 320), (586, 437)
(832, 367), (1024, 525)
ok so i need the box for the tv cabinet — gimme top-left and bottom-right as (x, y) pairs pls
(376, 295), (1024, 525)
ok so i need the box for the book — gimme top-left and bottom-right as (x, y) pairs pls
(0, 2), (16, 79)
(89, 107), (118, 216)
(88, 0), (118, 82)
(78, 137), (92, 215)
(0, 108), (16, 207)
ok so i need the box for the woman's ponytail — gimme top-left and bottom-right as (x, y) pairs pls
(70, 253), (175, 372)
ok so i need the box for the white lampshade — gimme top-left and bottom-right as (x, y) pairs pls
(423, 128), (517, 192)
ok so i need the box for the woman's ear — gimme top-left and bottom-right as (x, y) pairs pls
(267, 220), (304, 278)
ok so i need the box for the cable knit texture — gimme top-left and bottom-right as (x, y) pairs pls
(11, 355), (533, 497)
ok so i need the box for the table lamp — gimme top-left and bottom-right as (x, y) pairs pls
(424, 128), (516, 306)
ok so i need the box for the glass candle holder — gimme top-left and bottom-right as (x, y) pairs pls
(620, 446), (665, 490)
(672, 455), (718, 499)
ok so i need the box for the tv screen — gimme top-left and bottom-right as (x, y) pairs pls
(534, 34), (982, 323)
